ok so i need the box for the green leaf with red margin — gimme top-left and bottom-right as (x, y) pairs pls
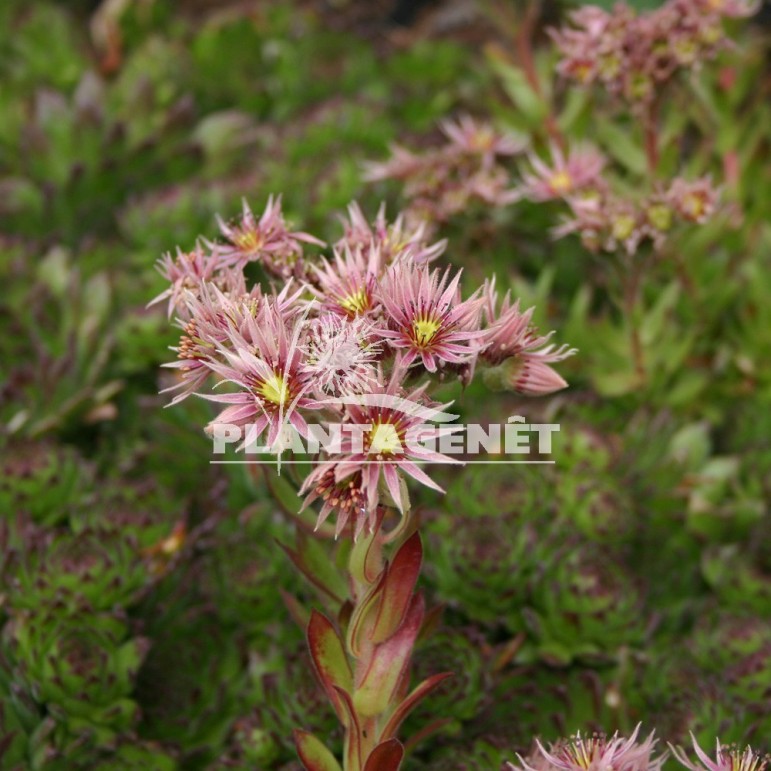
(346, 569), (386, 659)
(294, 729), (342, 771)
(348, 509), (383, 585)
(280, 588), (311, 631)
(353, 593), (425, 718)
(307, 611), (353, 720)
(371, 532), (422, 644)
(380, 672), (454, 741)
(363, 739), (404, 771)
(333, 686), (362, 771)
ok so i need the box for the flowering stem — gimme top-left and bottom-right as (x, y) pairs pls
(622, 259), (646, 385)
(298, 507), (448, 771)
(643, 100), (660, 176)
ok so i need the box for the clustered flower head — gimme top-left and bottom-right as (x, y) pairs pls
(364, 115), (525, 226)
(551, 0), (759, 106)
(508, 724), (665, 771)
(152, 197), (574, 538)
(552, 175), (720, 255)
(670, 735), (768, 771)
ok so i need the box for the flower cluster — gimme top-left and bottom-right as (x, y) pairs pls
(153, 197), (573, 538)
(551, 0), (759, 105)
(364, 115), (525, 226)
(508, 724), (665, 771)
(552, 175), (720, 255)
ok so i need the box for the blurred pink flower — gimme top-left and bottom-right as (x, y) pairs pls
(150, 244), (220, 319)
(217, 196), (324, 278)
(336, 201), (447, 265)
(481, 277), (575, 395)
(440, 114), (526, 164)
(519, 144), (606, 202)
(667, 176), (719, 224)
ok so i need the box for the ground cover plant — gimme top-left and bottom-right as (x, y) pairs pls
(1, 0), (770, 769)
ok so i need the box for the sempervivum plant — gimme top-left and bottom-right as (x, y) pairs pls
(0, 442), (91, 528)
(525, 541), (646, 665)
(1, 611), (148, 756)
(152, 196), (573, 770)
(9, 528), (151, 615)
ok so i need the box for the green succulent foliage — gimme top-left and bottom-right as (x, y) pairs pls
(9, 527), (151, 615)
(701, 543), (771, 616)
(0, 248), (119, 439)
(215, 645), (342, 769)
(524, 542), (646, 665)
(427, 464), (556, 633)
(0, 442), (90, 528)
(133, 605), (244, 766)
(2, 611), (147, 750)
(406, 627), (488, 739)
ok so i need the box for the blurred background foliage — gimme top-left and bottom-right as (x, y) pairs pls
(1, 0), (770, 769)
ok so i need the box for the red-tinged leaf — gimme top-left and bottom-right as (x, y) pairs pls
(346, 570), (386, 659)
(332, 686), (362, 771)
(363, 739), (404, 771)
(307, 611), (353, 719)
(402, 717), (455, 754)
(371, 533), (422, 644)
(348, 509), (384, 585)
(280, 589), (310, 630)
(380, 672), (454, 741)
(294, 729), (343, 771)
(353, 593), (425, 718)
(416, 601), (445, 643)
(278, 541), (345, 604)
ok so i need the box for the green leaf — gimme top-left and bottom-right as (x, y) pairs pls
(595, 120), (647, 176)
(307, 611), (353, 719)
(294, 729), (343, 771)
(353, 594), (424, 718)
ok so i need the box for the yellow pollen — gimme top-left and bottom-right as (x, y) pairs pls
(683, 193), (706, 220)
(369, 421), (402, 455)
(412, 316), (441, 348)
(258, 373), (288, 405)
(339, 287), (369, 316)
(235, 231), (263, 252)
(550, 170), (573, 194)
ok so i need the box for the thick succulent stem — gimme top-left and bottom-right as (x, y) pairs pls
(297, 507), (447, 771)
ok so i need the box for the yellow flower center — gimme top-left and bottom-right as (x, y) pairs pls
(682, 192), (706, 220)
(339, 287), (370, 316)
(647, 203), (673, 231)
(258, 373), (288, 405)
(234, 231), (263, 252)
(550, 170), (573, 194)
(612, 214), (637, 242)
(412, 316), (441, 348)
(369, 421), (402, 455)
